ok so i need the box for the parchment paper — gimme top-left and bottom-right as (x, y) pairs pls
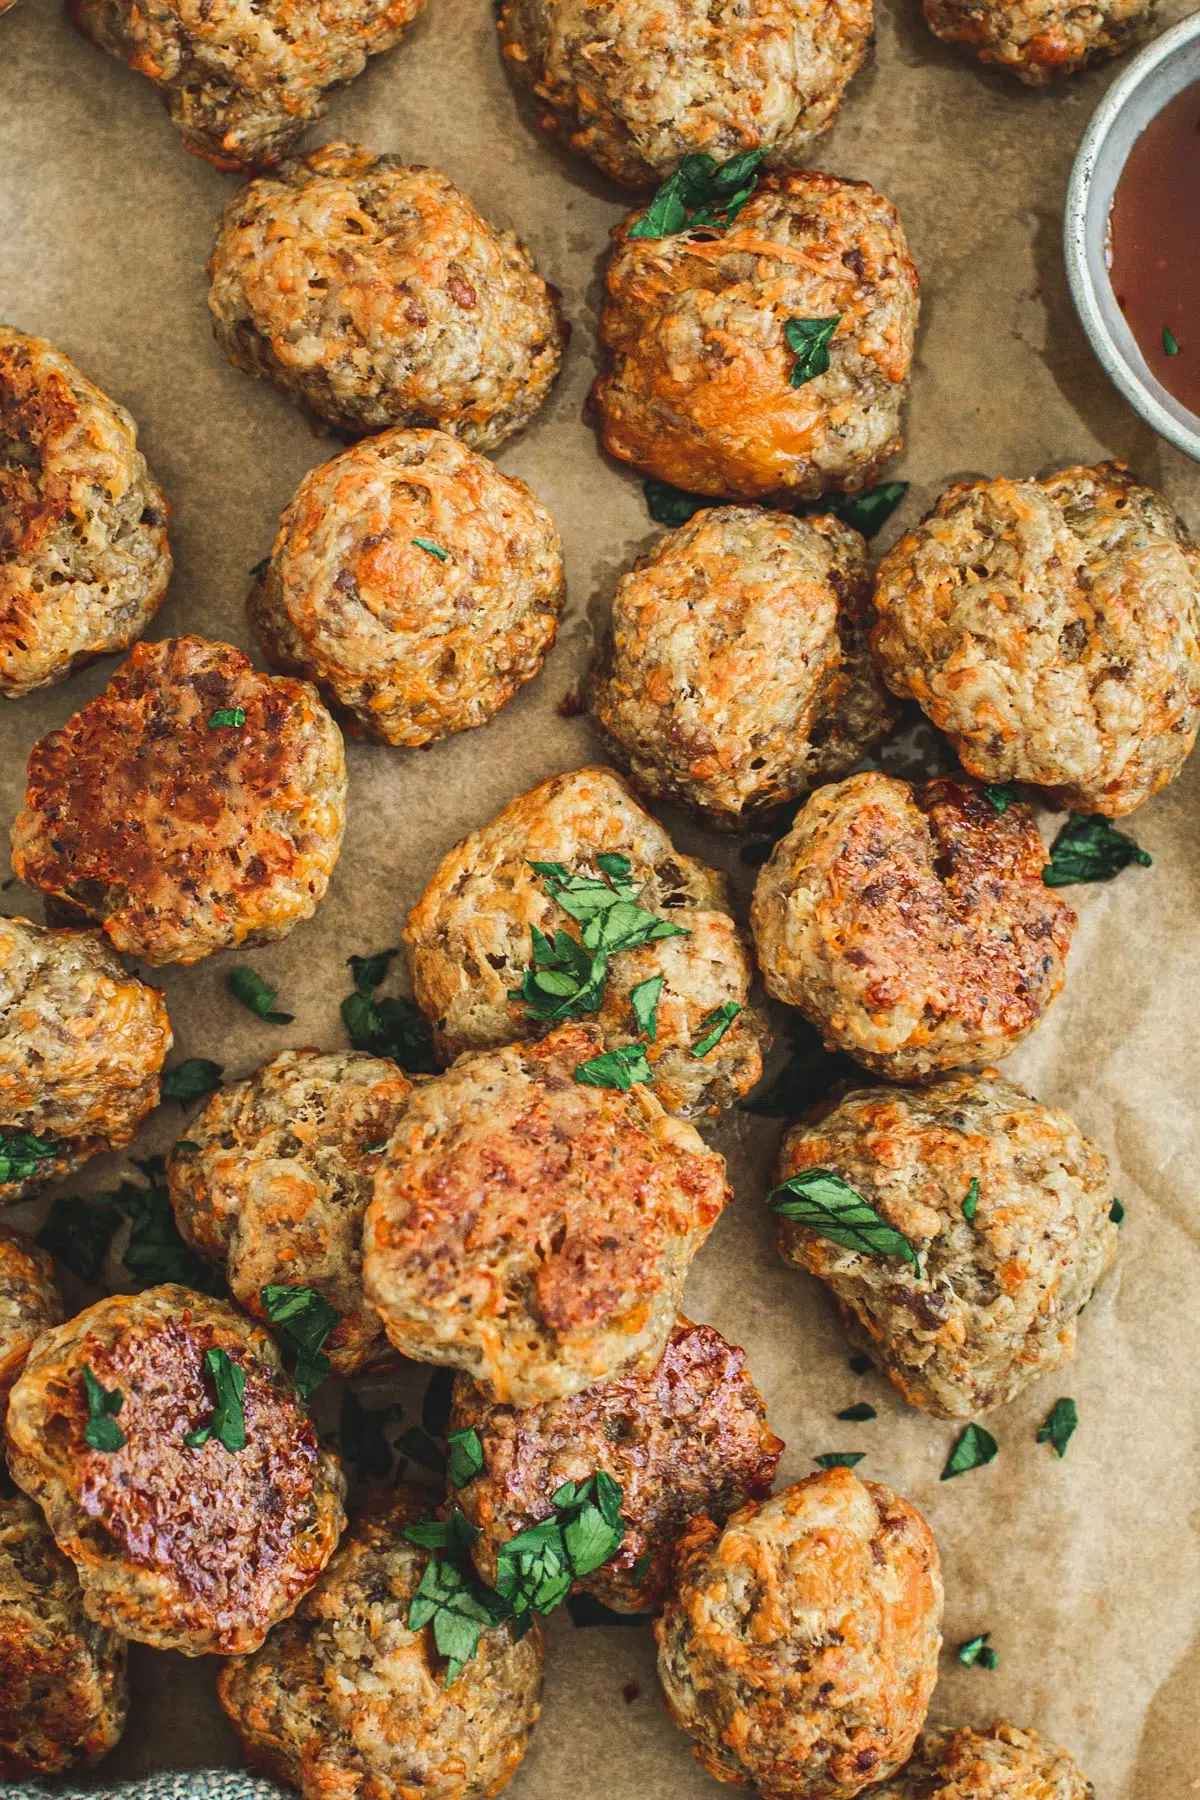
(1, 1), (1198, 1794)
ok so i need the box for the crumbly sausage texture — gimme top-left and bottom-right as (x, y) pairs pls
(69, 0), (426, 170)
(5, 1286), (347, 1656)
(871, 463), (1200, 815)
(0, 1493), (128, 1778)
(0, 1226), (63, 1418)
(750, 774), (1076, 1080)
(404, 766), (767, 1118)
(168, 1049), (415, 1376)
(592, 169), (919, 502)
(249, 429), (564, 747)
(0, 916), (172, 1203)
(655, 1469), (943, 1799)
(362, 1023), (730, 1404)
(866, 1720), (1094, 1799)
(449, 1315), (783, 1612)
(10, 635), (347, 966)
(591, 507), (898, 824)
(218, 1485), (544, 1800)
(208, 144), (567, 445)
(0, 326), (170, 699)
(922, 0), (1154, 82)
(497, 0), (872, 188)
(775, 1072), (1118, 1418)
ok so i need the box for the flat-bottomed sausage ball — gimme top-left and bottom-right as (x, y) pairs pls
(69, 0), (426, 170)
(656, 1467), (943, 1799)
(922, 0), (1154, 82)
(774, 1072), (1118, 1417)
(404, 766), (767, 1118)
(218, 1486), (544, 1800)
(0, 1227), (63, 1419)
(0, 1493), (127, 1778)
(0, 916), (172, 1204)
(0, 326), (170, 698)
(5, 1285), (346, 1656)
(872, 463), (1200, 815)
(867, 1720), (1094, 1800)
(448, 1315), (783, 1612)
(249, 429), (564, 746)
(10, 636), (346, 966)
(592, 169), (918, 502)
(496, 0), (872, 188)
(591, 507), (898, 824)
(363, 1023), (730, 1404)
(168, 1049), (416, 1375)
(209, 144), (566, 445)
(751, 774), (1075, 1079)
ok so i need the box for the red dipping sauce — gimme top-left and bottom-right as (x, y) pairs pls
(1107, 80), (1200, 416)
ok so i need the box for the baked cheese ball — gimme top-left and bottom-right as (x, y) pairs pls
(656, 1468), (943, 1799)
(0, 326), (170, 699)
(10, 636), (347, 966)
(922, 0), (1154, 82)
(867, 1721), (1094, 1800)
(0, 1226), (63, 1421)
(362, 1023), (730, 1405)
(591, 506), (898, 824)
(592, 169), (918, 502)
(208, 144), (567, 445)
(5, 1286), (346, 1656)
(496, 0), (872, 188)
(775, 1072), (1118, 1417)
(69, 0), (426, 170)
(872, 463), (1200, 815)
(249, 429), (564, 746)
(750, 774), (1076, 1079)
(168, 1049), (416, 1376)
(218, 1486), (544, 1800)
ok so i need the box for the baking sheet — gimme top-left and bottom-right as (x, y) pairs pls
(1, 0), (1199, 1793)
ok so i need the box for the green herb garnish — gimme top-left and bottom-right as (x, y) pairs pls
(115, 1156), (224, 1293)
(1042, 814), (1152, 887)
(1036, 1397), (1078, 1459)
(630, 975), (663, 1043)
(408, 1552), (510, 1685)
(835, 1402), (877, 1422)
(260, 1284), (338, 1398)
(768, 1168), (920, 1268)
(36, 1195), (119, 1284)
(849, 1353), (873, 1375)
(0, 1127), (60, 1187)
(512, 856), (687, 1024)
(981, 783), (1020, 815)
(958, 1631), (999, 1669)
(495, 1473), (626, 1618)
(785, 315), (840, 387)
(643, 480), (715, 528)
(940, 1422), (998, 1481)
(185, 1347), (246, 1452)
(814, 1451), (865, 1469)
(447, 1426), (484, 1488)
(341, 949), (437, 1073)
(161, 1059), (224, 1104)
(227, 967), (294, 1024)
(574, 1042), (652, 1091)
(797, 481), (909, 539)
(207, 708), (245, 729)
(1164, 326), (1180, 356)
(82, 1365), (126, 1452)
(628, 149), (766, 241)
(690, 1001), (741, 1058)
(1110, 1197), (1125, 1225)
(412, 538), (450, 561)
(963, 1177), (980, 1224)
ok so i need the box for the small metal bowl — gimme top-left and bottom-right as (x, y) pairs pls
(1064, 12), (1200, 462)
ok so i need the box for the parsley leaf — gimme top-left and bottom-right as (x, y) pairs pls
(958, 1631), (998, 1669)
(940, 1422), (998, 1480)
(348, 948), (399, 992)
(574, 1042), (652, 1091)
(403, 1511), (481, 1555)
(1164, 326), (1180, 356)
(207, 708), (245, 729)
(161, 1058), (223, 1104)
(1110, 1197), (1125, 1225)
(628, 149), (766, 241)
(690, 1001), (740, 1058)
(512, 859), (687, 1024)
(227, 967), (294, 1024)
(982, 783), (1021, 815)
(82, 1365), (126, 1452)
(447, 1426), (484, 1488)
(795, 481), (909, 539)
(341, 949), (437, 1073)
(785, 315), (840, 387)
(260, 1284), (338, 1398)
(963, 1177), (980, 1223)
(836, 1402), (877, 1422)
(768, 1168), (920, 1268)
(0, 1127), (61, 1187)
(643, 480), (715, 528)
(37, 1195), (120, 1284)
(495, 1472), (625, 1618)
(630, 975), (663, 1043)
(339, 1390), (401, 1481)
(1042, 814), (1152, 887)
(741, 1019), (858, 1116)
(185, 1347), (246, 1452)
(814, 1451), (865, 1469)
(412, 538), (449, 561)
(1037, 1397), (1078, 1459)
(407, 1554), (508, 1686)
(113, 1158), (224, 1294)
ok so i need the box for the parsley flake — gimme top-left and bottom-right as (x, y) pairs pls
(341, 948), (437, 1073)
(412, 538), (449, 561)
(644, 480), (715, 527)
(1037, 1397), (1078, 1458)
(785, 315), (840, 387)
(227, 967), (294, 1024)
(630, 974), (663, 1043)
(1110, 1197), (1125, 1225)
(161, 1058), (224, 1104)
(261, 1285), (338, 1397)
(963, 1177), (980, 1224)
(82, 1365), (126, 1452)
(37, 1195), (119, 1284)
(797, 481), (909, 539)
(207, 708), (246, 729)
(115, 1157), (225, 1294)
(814, 1451), (865, 1469)
(574, 1042), (652, 1091)
(512, 858), (687, 1025)
(958, 1631), (999, 1669)
(1164, 326), (1180, 356)
(408, 1552), (509, 1686)
(835, 1402), (877, 1422)
(940, 1422), (998, 1480)
(981, 783), (1021, 815)
(690, 1001), (741, 1058)
(185, 1347), (246, 1452)
(447, 1427), (484, 1488)
(495, 1472), (625, 1619)
(768, 1168), (920, 1267)
(0, 1127), (61, 1187)
(849, 1353), (873, 1375)
(1042, 814), (1152, 887)
(628, 149), (766, 241)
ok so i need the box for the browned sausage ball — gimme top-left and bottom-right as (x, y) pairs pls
(0, 1492), (128, 1778)
(922, 0), (1154, 81)
(774, 1072), (1118, 1417)
(592, 169), (919, 502)
(590, 507), (898, 825)
(10, 636), (347, 966)
(0, 326), (171, 699)
(5, 1285), (346, 1656)
(168, 1049), (416, 1376)
(0, 1226), (63, 1421)
(0, 916), (172, 1205)
(69, 0), (426, 170)
(218, 1486), (544, 1800)
(249, 429), (564, 747)
(656, 1468), (943, 1799)
(866, 1721), (1094, 1800)
(496, 0), (872, 188)
(208, 144), (567, 445)
(449, 1316), (783, 1613)
(871, 463), (1200, 816)
(404, 766), (768, 1119)
(750, 774), (1076, 1080)
(362, 1023), (730, 1405)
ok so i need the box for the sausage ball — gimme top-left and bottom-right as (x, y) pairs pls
(496, 0), (872, 189)
(0, 916), (172, 1205)
(168, 1049), (416, 1376)
(872, 463), (1200, 816)
(208, 143), (567, 445)
(592, 169), (918, 503)
(0, 1493), (127, 1778)
(656, 1467), (943, 1799)
(0, 326), (170, 699)
(218, 1485), (544, 1800)
(10, 635), (347, 966)
(0, 1227), (63, 1422)
(404, 766), (767, 1119)
(249, 429), (564, 747)
(5, 1285), (346, 1656)
(363, 1023), (730, 1405)
(69, 0), (425, 171)
(921, 0), (1153, 81)
(867, 1721), (1093, 1800)
(750, 774), (1076, 1080)
(590, 507), (898, 825)
(448, 1316), (783, 1613)
(774, 1072), (1117, 1417)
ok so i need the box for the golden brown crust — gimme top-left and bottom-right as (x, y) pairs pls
(0, 1226), (63, 1421)
(921, 0), (1153, 80)
(866, 1720), (1094, 1799)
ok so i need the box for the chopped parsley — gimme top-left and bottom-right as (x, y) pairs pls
(690, 1001), (741, 1059)
(114, 1156), (224, 1294)
(447, 1427), (484, 1488)
(207, 708), (245, 729)
(1163, 326), (1180, 356)
(412, 538), (449, 561)
(958, 1631), (999, 1669)
(1037, 1397), (1078, 1459)
(814, 1451), (865, 1469)
(574, 1041), (652, 1091)
(1042, 814), (1152, 887)
(644, 480), (715, 528)
(260, 1285), (338, 1398)
(835, 1402), (877, 1422)
(82, 1365), (126, 1452)
(185, 1347), (246, 1452)
(768, 1168), (920, 1268)
(341, 948), (437, 1074)
(785, 315), (840, 387)
(339, 1390), (401, 1481)
(408, 1552), (510, 1685)
(161, 1058), (224, 1104)
(1110, 1197), (1125, 1225)
(645, 478), (906, 540)
(849, 1353), (873, 1375)
(628, 149), (766, 241)
(630, 974), (663, 1042)
(227, 966), (294, 1024)
(981, 783), (1021, 815)
(963, 1177), (980, 1224)
(0, 1127), (60, 1187)
(742, 1019), (859, 1116)
(940, 1422), (998, 1480)
(36, 1194), (119, 1284)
